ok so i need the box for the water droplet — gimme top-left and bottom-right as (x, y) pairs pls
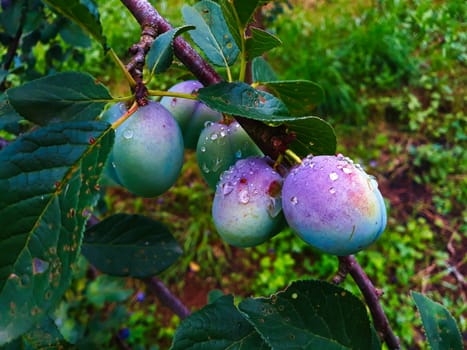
(290, 196), (299, 205)
(238, 189), (250, 204)
(329, 187), (336, 194)
(200, 146), (206, 153)
(40, 195), (44, 200)
(210, 133), (218, 141)
(291, 292), (298, 299)
(32, 258), (50, 275)
(111, 162), (117, 168)
(342, 166), (353, 174)
(212, 158), (223, 172)
(123, 129), (133, 139)
(267, 197), (282, 218)
(235, 149), (242, 158)
(204, 121), (213, 128)
(222, 182), (234, 196)
(329, 172), (339, 181)
(202, 163), (210, 173)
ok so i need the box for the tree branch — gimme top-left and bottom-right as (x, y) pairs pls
(336, 256), (401, 349)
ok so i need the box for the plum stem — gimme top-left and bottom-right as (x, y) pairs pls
(336, 255), (401, 349)
(147, 89), (198, 100)
(285, 149), (302, 165)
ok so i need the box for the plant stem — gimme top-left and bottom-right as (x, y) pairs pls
(337, 255), (401, 349)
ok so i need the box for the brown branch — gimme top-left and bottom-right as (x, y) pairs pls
(336, 256), (401, 349)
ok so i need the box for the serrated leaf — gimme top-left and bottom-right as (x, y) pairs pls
(261, 80), (324, 116)
(171, 295), (269, 350)
(287, 117), (336, 157)
(412, 291), (463, 350)
(239, 280), (371, 350)
(6, 72), (112, 125)
(0, 121), (114, 345)
(182, 0), (239, 67)
(82, 214), (182, 278)
(147, 26), (195, 76)
(42, 0), (106, 48)
(252, 57), (278, 82)
(198, 81), (314, 122)
(246, 27), (282, 59)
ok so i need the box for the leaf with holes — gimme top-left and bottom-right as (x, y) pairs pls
(147, 25), (195, 76)
(82, 214), (182, 278)
(42, 0), (106, 47)
(0, 121), (114, 345)
(182, 0), (239, 67)
(239, 280), (372, 350)
(412, 291), (463, 350)
(6, 72), (112, 125)
(171, 295), (269, 350)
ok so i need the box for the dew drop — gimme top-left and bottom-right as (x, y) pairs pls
(111, 162), (117, 168)
(204, 121), (213, 128)
(200, 146), (206, 153)
(342, 166), (353, 174)
(329, 187), (336, 194)
(210, 133), (218, 141)
(238, 189), (250, 204)
(123, 129), (133, 139)
(290, 196), (299, 205)
(222, 182), (234, 196)
(329, 172), (339, 181)
(267, 197), (282, 218)
(212, 158), (223, 172)
(32, 258), (50, 275)
(202, 163), (210, 173)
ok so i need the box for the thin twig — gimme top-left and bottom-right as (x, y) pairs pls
(337, 256), (401, 349)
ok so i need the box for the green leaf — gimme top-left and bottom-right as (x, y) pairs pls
(245, 27), (282, 59)
(412, 291), (463, 350)
(6, 72), (112, 125)
(0, 94), (22, 131)
(232, 0), (260, 27)
(42, 0), (106, 48)
(22, 316), (74, 349)
(239, 280), (372, 350)
(218, 0), (242, 49)
(261, 80), (324, 116)
(182, 0), (239, 67)
(85, 275), (132, 307)
(147, 26), (195, 76)
(0, 121), (114, 345)
(287, 117), (337, 157)
(252, 57), (278, 82)
(82, 214), (183, 278)
(198, 82), (311, 122)
(171, 295), (269, 350)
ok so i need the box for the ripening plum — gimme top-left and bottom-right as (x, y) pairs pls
(282, 154), (387, 255)
(212, 156), (284, 247)
(160, 80), (222, 149)
(196, 121), (263, 189)
(109, 101), (184, 197)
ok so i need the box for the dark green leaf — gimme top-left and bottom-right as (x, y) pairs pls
(59, 20), (92, 48)
(147, 26), (195, 76)
(171, 295), (269, 350)
(7, 72), (112, 125)
(182, 0), (239, 66)
(0, 0), (26, 36)
(245, 27), (282, 59)
(82, 214), (183, 278)
(0, 121), (114, 345)
(239, 280), (371, 350)
(22, 316), (75, 349)
(42, 0), (106, 47)
(218, 0), (242, 49)
(0, 93), (23, 131)
(233, 0), (260, 27)
(261, 80), (324, 116)
(287, 116), (337, 157)
(412, 291), (463, 350)
(198, 82), (315, 122)
(252, 57), (278, 82)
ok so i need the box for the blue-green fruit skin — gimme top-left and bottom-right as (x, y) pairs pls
(160, 80), (222, 149)
(196, 121), (263, 189)
(212, 157), (284, 247)
(282, 155), (387, 256)
(111, 101), (184, 197)
(99, 102), (127, 186)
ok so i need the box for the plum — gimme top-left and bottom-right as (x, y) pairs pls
(160, 80), (222, 149)
(212, 156), (284, 247)
(282, 154), (387, 255)
(196, 121), (263, 189)
(109, 101), (184, 197)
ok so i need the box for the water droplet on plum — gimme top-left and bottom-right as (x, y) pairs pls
(123, 129), (133, 139)
(238, 189), (250, 204)
(290, 196), (299, 205)
(329, 172), (339, 181)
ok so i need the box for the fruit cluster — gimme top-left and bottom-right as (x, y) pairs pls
(101, 80), (387, 255)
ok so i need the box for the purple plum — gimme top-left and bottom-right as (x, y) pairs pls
(282, 154), (387, 255)
(212, 156), (284, 247)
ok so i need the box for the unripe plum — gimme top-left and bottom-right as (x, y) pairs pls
(196, 121), (263, 189)
(282, 154), (387, 255)
(160, 80), (222, 149)
(212, 156), (284, 247)
(110, 101), (184, 197)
